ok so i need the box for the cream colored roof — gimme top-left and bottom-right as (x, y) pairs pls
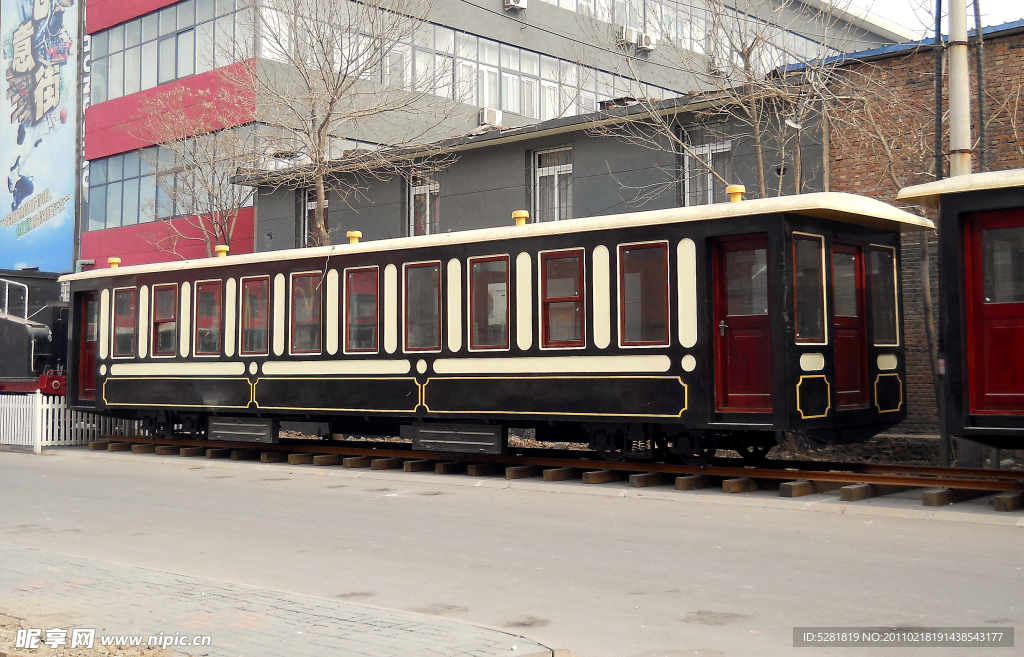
(898, 169), (1024, 208)
(61, 192), (933, 283)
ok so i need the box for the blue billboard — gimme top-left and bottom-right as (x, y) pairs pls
(1, 0), (79, 272)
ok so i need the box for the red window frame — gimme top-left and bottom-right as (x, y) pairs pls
(240, 276), (270, 356)
(618, 241), (670, 347)
(194, 280), (223, 356)
(112, 287), (138, 358)
(344, 266), (379, 353)
(290, 272), (323, 355)
(404, 261), (442, 352)
(151, 283), (178, 357)
(541, 249), (586, 348)
(469, 255), (510, 350)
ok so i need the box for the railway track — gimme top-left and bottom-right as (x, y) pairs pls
(89, 435), (1024, 512)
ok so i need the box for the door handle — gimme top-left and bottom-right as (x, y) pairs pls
(719, 320), (728, 337)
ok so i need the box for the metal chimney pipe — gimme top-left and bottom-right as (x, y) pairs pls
(948, 0), (973, 175)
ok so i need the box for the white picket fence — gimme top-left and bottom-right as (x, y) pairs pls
(0, 392), (138, 454)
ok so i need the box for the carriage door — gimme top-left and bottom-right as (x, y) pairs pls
(967, 211), (1024, 414)
(79, 291), (99, 401)
(713, 235), (772, 412)
(831, 244), (869, 409)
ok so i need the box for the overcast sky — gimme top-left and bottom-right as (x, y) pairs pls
(849, 0), (1024, 38)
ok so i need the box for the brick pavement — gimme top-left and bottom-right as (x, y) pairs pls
(0, 542), (551, 657)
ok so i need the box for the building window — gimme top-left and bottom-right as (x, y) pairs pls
(112, 288), (138, 358)
(541, 249), (585, 348)
(409, 177), (439, 236)
(240, 276), (269, 355)
(683, 138), (733, 206)
(152, 284), (178, 357)
(290, 272), (323, 354)
(793, 234), (827, 343)
(404, 262), (441, 351)
(535, 147), (572, 223)
(869, 246), (899, 346)
(90, 0), (249, 104)
(619, 242), (670, 346)
(195, 280), (223, 355)
(303, 191), (328, 246)
(469, 256), (509, 350)
(345, 267), (379, 353)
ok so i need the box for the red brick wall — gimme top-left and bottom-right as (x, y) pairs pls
(829, 29), (1024, 434)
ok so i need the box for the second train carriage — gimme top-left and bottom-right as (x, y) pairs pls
(59, 191), (932, 461)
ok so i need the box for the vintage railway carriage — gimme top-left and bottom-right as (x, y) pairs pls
(60, 192), (930, 461)
(899, 170), (1024, 450)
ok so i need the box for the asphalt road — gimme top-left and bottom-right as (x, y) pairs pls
(1, 448), (1021, 657)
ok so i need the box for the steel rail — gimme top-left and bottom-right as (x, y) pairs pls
(102, 435), (1024, 493)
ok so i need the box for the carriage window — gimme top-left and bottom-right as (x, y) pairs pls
(152, 284), (177, 356)
(195, 281), (222, 355)
(470, 256), (509, 350)
(541, 249), (584, 348)
(112, 288), (137, 357)
(870, 247), (899, 345)
(291, 273), (322, 354)
(346, 267), (379, 352)
(405, 263), (441, 351)
(240, 277), (270, 355)
(619, 243), (669, 346)
(982, 226), (1024, 303)
(727, 248), (768, 316)
(793, 235), (825, 342)
(833, 251), (859, 317)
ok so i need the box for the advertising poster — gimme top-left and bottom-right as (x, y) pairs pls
(1, 0), (78, 272)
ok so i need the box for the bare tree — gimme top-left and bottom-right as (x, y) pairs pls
(226, 0), (463, 246)
(129, 84), (261, 258)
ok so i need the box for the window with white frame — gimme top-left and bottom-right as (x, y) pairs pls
(682, 138), (734, 206)
(409, 177), (439, 236)
(303, 191), (328, 246)
(535, 147), (572, 223)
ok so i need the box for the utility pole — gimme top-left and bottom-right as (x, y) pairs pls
(948, 0), (973, 175)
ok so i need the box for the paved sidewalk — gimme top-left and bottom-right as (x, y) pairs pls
(0, 542), (551, 657)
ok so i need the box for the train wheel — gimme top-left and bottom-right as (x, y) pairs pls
(593, 430), (625, 462)
(679, 447), (717, 466)
(736, 444), (771, 464)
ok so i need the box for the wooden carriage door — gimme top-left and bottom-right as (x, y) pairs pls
(966, 210), (1024, 414)
(832, 243), (869, 409)
(714, 235), (772, 412)
(79, 292), (99, 401)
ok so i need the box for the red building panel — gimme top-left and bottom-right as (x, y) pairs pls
(84, 62), (256, 160)
(86, 0), (182, 34)
(80, 207), (256, 268)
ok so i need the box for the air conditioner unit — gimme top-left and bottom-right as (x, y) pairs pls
(616, 26), (637, 46)
(637, 33), (656, 52)
(504, 0), (527, 10)
(479, 107), (502, 127)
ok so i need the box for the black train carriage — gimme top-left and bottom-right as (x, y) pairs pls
(60, 191), (931, 461)
(899, 170), (1024, 450)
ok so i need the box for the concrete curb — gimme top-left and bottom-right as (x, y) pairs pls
(34, 447), (1024, 528)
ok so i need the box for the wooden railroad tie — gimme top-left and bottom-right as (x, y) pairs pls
(467, 462), (503, 476)
(722, 477), (758, 493)
(343, 456), (372, 468)
(839, 483), (911, 501)
(179, 446), (205, 457)
(88, 441), (110, 450)
(920, 487), (989, 507)
(582, 469), (624, 484)
(287, 453), (314, 465)
(154, 445), (179, 456)
(629, 471), (669, 488)
(131, 444), (155, 454)
(206, 448), (231, 459)
(779, 480), (845, 498)
(403, 459), (435, 472)
(993, 491), (1024, 512)
(543, 467), (580, 481)
(675, 474), (711, 490)
(506, 464), (540, 479)
(371, 457), (404, 470)
(260, 451), (285, 463)
(435, 461), (468, 475)
(230, 450), (258, 461)
(107, 442), (132, 452)
(313, 454), (342, 466)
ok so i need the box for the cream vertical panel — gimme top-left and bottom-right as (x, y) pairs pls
(383, 264), (398, 354)
(179, 282), (191, 357)
(592, 245), (611, 349)
(326, 269), (339, 355)
(678, 239), (698, 348)
(224, 278), (236, 357)
(99, 289), (110, 360)
(273, 273), (286, 356)
(515, 252), (532, 351)
(138, 285), (149, 358)
(447, 259), (462, 352)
